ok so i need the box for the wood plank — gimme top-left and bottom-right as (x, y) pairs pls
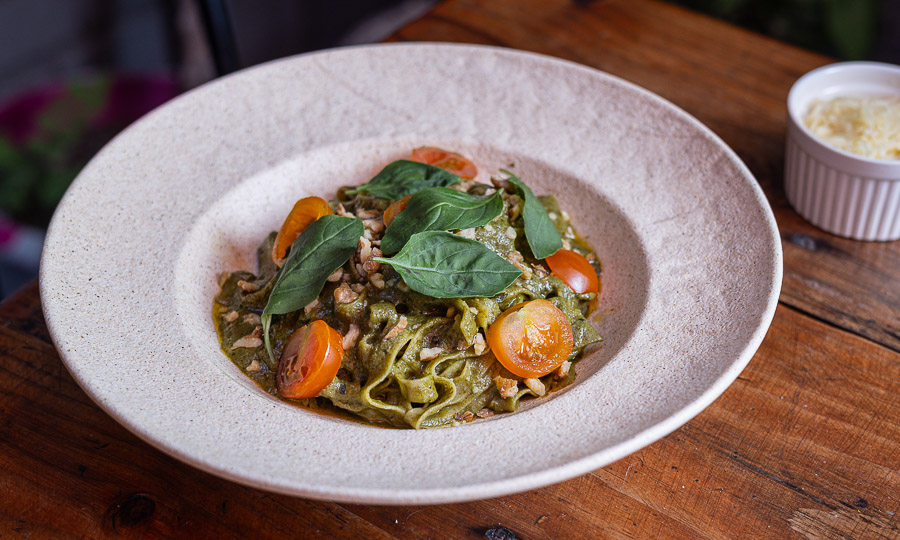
(5, 285), (897, 537)
(391, 0), (900, 352)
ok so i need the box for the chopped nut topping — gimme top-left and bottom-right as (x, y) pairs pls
(363, 218), (385, 234)
(524, 377), (546, 396)
(505, 226), (517, 239)
(476, 408), (495, 418)
(507, 251), (533, 280)
(350, 283), (365, 293)
(453, 411), (475, 423)
(218, 271), (231, 287)
(473, 332), (487, 355)
(384, 315), (408, 340)
(468, 306), (478, 315)
(242, 313), (261, 326)
(446, 307), (456, 317)
(369, 272), (385, 289)
(562, 239), (571, 250)
(548, 212), (558, 221)
(494, 376), (518, 399)
(304, 298), (319, 316)
(222, 310), (239, 323)
(326, 267), (344, 282)
(556, 360), (572, 379)
(342, 324), (360, 350)
(561, 210), (570, 222)
(491, 176), (511, 190)
(245, 359), (261, 372)
(456, 340), (469, 350)
(334, 282), (358, 304)
(362, 247), (382, 274)
(356, 208), (380, 219)
(237, 280), (260, 293)
(335, 203), (355, 218)
(585, 252), (596, 262)
(420, 347), (443, 360)
(232, 334), (263, 349)
(357, 236), (372, 264)
(532, 264), (550, 278)
(456, 227), (477, 239)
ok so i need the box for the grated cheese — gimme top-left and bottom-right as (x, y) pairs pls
(803, 95), (900, 160)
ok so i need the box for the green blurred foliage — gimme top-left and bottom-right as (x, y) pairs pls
(670, 0), (881, 59)
(0, 81), (110, 226)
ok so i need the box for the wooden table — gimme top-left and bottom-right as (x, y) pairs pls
(3, 0), (898, 537)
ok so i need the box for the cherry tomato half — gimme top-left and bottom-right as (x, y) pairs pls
(410, 147), (478, 179)
(486, 299), (574, 378)
(383, 194), (413, 227)
(272, 197), (333, 264)
(276, 320), (343, 399)
(545, 249), (599, 295)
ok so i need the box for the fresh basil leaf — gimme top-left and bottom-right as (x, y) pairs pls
(261, 215), (363, 366)
(345, 160), (461, 200)
(504, 172), (562, 259)
(380, 187), (504, 254)
(374, 231), (521, 298)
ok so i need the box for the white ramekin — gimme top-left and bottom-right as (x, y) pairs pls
(785, 61), (900, 241)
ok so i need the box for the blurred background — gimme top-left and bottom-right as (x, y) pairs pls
(0, 0), (897, 299)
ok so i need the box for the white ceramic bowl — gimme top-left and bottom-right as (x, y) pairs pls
(785, 61), (900, 241)
(40, 44), (781, 504)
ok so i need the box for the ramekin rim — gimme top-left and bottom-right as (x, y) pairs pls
(787, 61), (900, 170)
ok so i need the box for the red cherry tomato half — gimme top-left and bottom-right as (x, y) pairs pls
(276, 320), (343, 399)
(410, 147), (478, 179)
(545, 249), (599, 295)
(486, 299), (574, 378)
(383, 194), (413, 227)
(272, 197), (333, 264)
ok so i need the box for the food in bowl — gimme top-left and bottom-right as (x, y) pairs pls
(804, 95), (900, 160)
(213, 148), (602, 428)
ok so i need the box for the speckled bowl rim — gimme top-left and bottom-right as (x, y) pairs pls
(40, 43), (782, 505)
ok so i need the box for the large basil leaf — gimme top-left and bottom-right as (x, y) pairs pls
(345, 160), (461, 200)
(374, 231), (521, 298)
(261, 215), (363, 365)
(380, 187), (504, 254)
(505, 172), (562, 259)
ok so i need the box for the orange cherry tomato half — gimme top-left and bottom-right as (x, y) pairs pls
(486, 299), (574, 378)
(410, 147), (478, 179)
(272, 197), (333, 264)
(276, 320), (344, 399)
(545, 249), (599, 295)
(383, 194), (413, 227)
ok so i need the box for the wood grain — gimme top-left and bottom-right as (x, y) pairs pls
(3, 0), (899, 538)
(2, 283), (897, 538)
